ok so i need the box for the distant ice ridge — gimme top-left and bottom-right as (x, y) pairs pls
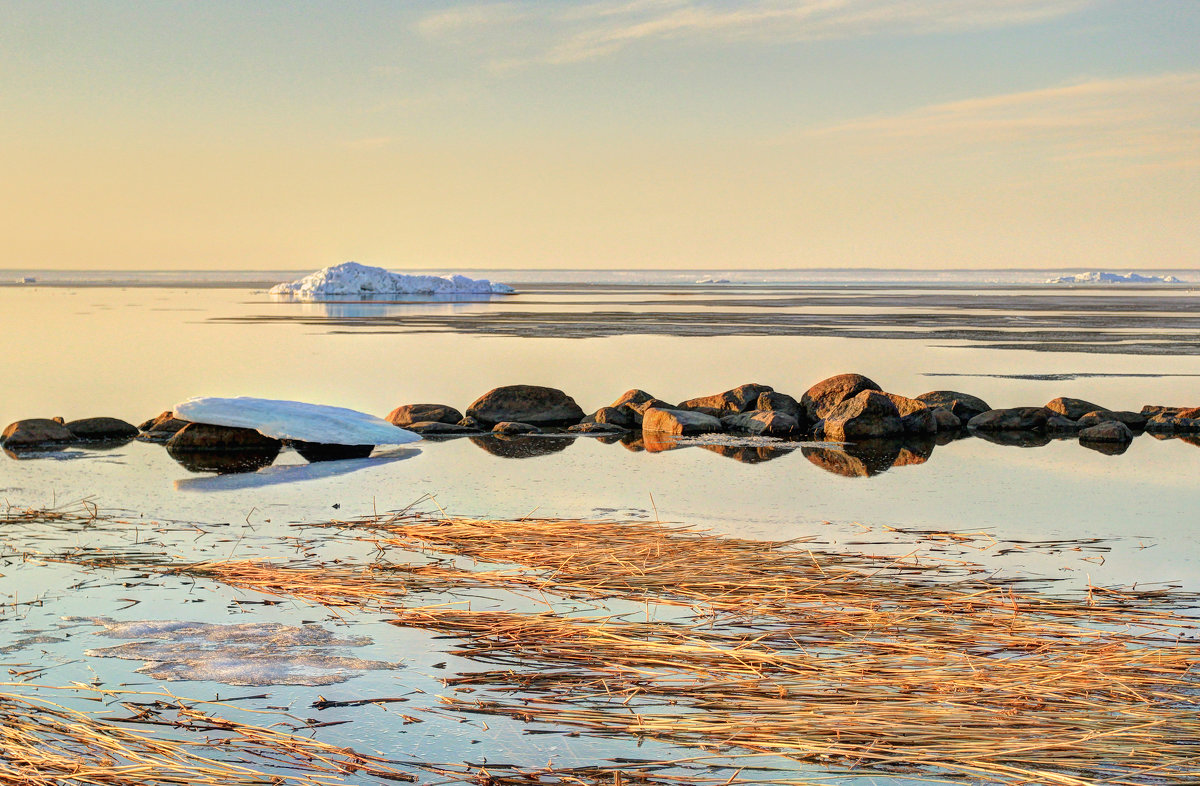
(270, 261), (514, 299)
(1047, 271), (1182, 284)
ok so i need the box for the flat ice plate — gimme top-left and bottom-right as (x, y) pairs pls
(173, 397), (420, 446)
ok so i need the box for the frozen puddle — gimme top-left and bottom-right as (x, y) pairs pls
(72, 617), (400, 686)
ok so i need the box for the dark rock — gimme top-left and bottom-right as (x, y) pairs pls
(469, 435), (572, 459)
(1, 418), (75, 448)
(406, 421), (483, 435)
(65, 417), (139, 441)
(1141, 405), (1185, 418)
(492, 421), (542, 435)
(138, 411), (191, 442)
(1075, 410), (1112, 428)
(1104, 410), (1148, 430)
(1078, 421), (1134, 444)
(568, 422), (627, 434)
(1046, 415), (1082, 434)
(458, 416), (484, 429)
(901, 409), (937, 435)
(625, 398), (675, 425)
(915, 391), (991, 422)
(679, 383), (774, 415)
(755, 391), (803, 422)
(292, 442), (374, 462)
(1180, 406), (1200, 419)
(820, 391), (904, 441)
(583, 406), (635, 429)
(166, 423), (282, 452)
(1045, 397), (1108, 420)
(466, 385), (584, 427)
(932, 408), (963, 432)
(968, 407), (1052, 432)
(802, 374), (882, 421)
(642, 408), (723, 436)
(386, 403), (463, 427)
(721, 410), (800, 437)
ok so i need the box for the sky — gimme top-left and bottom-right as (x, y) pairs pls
(2, 1), (1197, 271)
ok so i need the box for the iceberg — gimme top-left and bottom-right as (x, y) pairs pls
(270, 261), (514, 299)
(1047, 271), (1182, 284)
(174, 396), (420, 446)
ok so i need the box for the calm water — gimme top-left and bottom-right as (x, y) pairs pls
(2, 274), (1199, 784)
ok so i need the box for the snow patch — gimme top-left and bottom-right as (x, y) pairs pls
(270, 261), (514, 299)
(1047, 271), (1182, 284)
(174, 396), (420, 446)
(74, 617), (400, 686)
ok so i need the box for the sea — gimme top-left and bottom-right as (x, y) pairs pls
(1, 267), (1198, 784)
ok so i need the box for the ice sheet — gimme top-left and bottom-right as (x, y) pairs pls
(174, 396), (421, 446)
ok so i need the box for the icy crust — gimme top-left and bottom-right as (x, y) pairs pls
(174, 396), (420, 446)
(74, 617), (399, 686)
(1047, 271), (1182, 284)
(270, 261), (515, 299)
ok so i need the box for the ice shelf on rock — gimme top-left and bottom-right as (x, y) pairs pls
(1047, 271), (1182, 284)
(174, 396), (421, 446)
(269, 261), (514, 299)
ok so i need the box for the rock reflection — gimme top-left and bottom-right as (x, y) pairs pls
(619, 432), (645, 452)
(699, 443), (792, 464)
(4, 437), (134, 461)
(1079, 440), (1131, 456)
(969, 430), (1052, 448)
(174, 450), (418, 491)
(470, 435), (573, 459)
(167, 446), (281, 474)
(803, 437), (934, 478)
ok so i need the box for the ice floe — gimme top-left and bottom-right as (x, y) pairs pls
(174, 396), (420, 446)
(1047, 271), (1182, 284)
(76, 617), (400, 686)
(270, 261), (514, 299)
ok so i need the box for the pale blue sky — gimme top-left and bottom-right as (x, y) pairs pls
(3, 1), (1197, 269)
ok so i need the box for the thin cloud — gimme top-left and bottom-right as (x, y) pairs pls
(416, 1), (1096, 65)
(814, 73), (1200, 170)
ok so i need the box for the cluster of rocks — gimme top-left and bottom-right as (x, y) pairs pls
(4, 375), (1198, 472)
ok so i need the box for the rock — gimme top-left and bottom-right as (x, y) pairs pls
(405, 421), (483, 435)
(1104, 410), (1148, 430)
(1144, 414), (1200, 435)
(802, 374), (882, 421)
(900, 409), (937, 435)
(466, 385), (584, 427)
(882, 393), (929, 417)
(166, 423), (283, 452)
(1046, 415), (1082, 434)
(721, 410), (800, 437)
(175, 396), (417, 447)
(819, 391), (903, 441)
(915, 391), (991, 422)
(932, 408), (963, 432)
(679, 383), (774, 415)
(1, 418), (75, 448)
(1141, 405), (1185, 418)
(138, 411), (191, 441)
(469, 435), (571, 459)
(64, 417), (139, 441)
(642, 408), (723, 436)
(1045, 397), (1108, 420)
(1075, 410), (1112, 428)
(493, 421), (542, 435)
(627, 398), (677, 425)
(386, 403), (463, 427)
(458, 416), (484, 429)
(611, 389), (659, 410)
(568, 422), (627, 434)
(967, 407), (1052, 432)
(755, 391), (803, 422)
(291, 442), (374, 462)
(52, 416), (66, 425)
(583, 406), (636, 429)
(1179, 406), (1200, 419)
(1078, 421), (1134, 444)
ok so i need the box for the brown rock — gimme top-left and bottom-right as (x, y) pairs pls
(721, 410), (800, 437)
(642, 408), (723, 436)
(138, 411), (191, 441)
(405, 421), (482, 435)
(932, 408), (963, 432)
(1, 418), (75, 448)
(611, 389), (659, 409)
(883, 393), (930, 417)
(65, 417), (139, 441)
(802, 374), (882, 421)
(1046, 415), (1082, 434)
(819, 391), (903, 441)
(386, 403), (463, 427)
(583, 406), (636, 428)
(1078, 421), (1134, 444)
(900, 409), (937, 435)
(166, 423), (282, 452)
(567, 422), (627, 434)
(1045, 397), (1108, 420)
(915, 391), (991, 422)
(492, 421), (542, 435)
(626, 398), (675, 425)
(679, 383), (774, 415)
(756, 391), (803, 422)
(466, 385), (585, 426)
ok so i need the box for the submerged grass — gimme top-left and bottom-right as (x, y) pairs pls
(9, 505), (1200, 785)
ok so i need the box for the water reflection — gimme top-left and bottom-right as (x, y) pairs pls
(470, 435), (574, 459)
(970, 430), (1053, 448)
(1079, 440), (1131, 457)
(4, 437), (134, 461)
(174, 449), (419, 492)
(802, 437), (934, 478)
(286, 295), (504, 320)
(700, 444), (792, 464)
(167, 446), (281, 474)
